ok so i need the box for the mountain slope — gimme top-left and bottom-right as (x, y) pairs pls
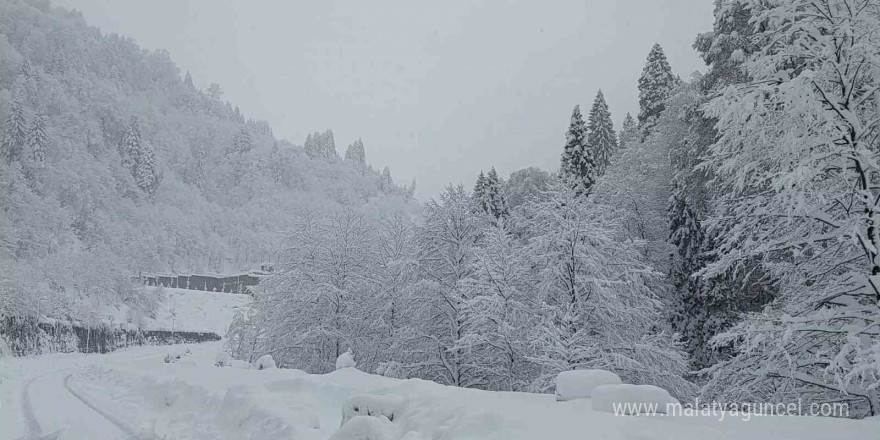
(0, 0), (416, 325)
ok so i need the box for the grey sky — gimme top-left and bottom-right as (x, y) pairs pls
(55, 0), (715, 198)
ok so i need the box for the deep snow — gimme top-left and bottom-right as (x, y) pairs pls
(4, 341), (878, 440)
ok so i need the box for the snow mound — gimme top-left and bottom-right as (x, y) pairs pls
(227, 359), (253, 369)
(336, 350), (357, 370)
(591, 384), (679, 415)
(555, 369), (622, 401)
(342, 394), (404, 425)
(256, 354), (276, 370)
(330, 415), (400, 440)
(215, 351), (231, 367)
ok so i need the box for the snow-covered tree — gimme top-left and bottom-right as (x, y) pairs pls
(412, 185), (485, 387)
(27, 112), (46, 164)
(206, 82), (223, 99)
(229, 127), (253, 155)
(637, 44), (676, 136)
(474, 168), (507, 219)
(463, 219), (537, 390)
(134, 141), (160, 196)
(586, 89), (617, 175)
(504, 167), (553, 210)
(560, 105), (596, 195)
(2, 97), (26, 164)
(304, 129), (337, 159)
(473, 170), (487, 212)
(523, 180), (693, 397)
(618, 112), (638, 150)
(700, 0), (880, 416)
(344, 138), (366, 165)
(380, 166), (394, 193)
(120, 115), (142, 173)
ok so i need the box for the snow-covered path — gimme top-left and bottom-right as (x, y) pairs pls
(23, 369), (131, 440)
(4, 341), (880, 440)
(4, 346), (172, 440)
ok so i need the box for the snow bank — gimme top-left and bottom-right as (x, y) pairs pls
(49, 342), (880, 440)
(591, 384), (679, 415)
(336, 350), (357, 370)
(342, 394), (404, 425)
(215, 351), (231, 367)
(330, 415), (400, 440)
(555, 369), (622, 401)
(73, 365), (296, 440)
(256, 354), (276, 370)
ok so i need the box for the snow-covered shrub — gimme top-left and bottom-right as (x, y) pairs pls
(255, 354), (276, 370)
(555, 369), (621, 401)
(227, 359), (252, 369)
(336, 350), (357, 370)
(330, 415), (399, 440)
(591, 384), (679, 415)
(215, 351), (230, 367)
(342, 394), (403, 425)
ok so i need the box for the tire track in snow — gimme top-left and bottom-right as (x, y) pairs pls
(62, 373), (150, 440)
(21, 373), (49, 438)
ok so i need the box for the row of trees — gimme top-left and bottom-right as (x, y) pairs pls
(233, 177), (694, 396)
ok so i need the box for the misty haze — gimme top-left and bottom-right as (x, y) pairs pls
(1, 1), (879, 439)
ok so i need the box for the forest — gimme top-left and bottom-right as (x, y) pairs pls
(3, 0), (880, 420)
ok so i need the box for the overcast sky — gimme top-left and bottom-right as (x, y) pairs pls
(55, 0), (715, 199)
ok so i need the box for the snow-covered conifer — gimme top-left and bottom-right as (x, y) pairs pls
(344, 138), (366, 165)
(618, 113), (637, 150)
(586, 90), (617, 175)
(637, 44), (676, 135)
(560, 105), (595, 195)
(2, 98), (26, 164)
(27, 112), (46, 164)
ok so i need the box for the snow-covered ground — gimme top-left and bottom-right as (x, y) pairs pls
(3, 341), (877, 440)
(99, 287), (250, 335)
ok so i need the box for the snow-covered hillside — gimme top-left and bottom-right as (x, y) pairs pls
(4, 342), (876, 440)
(139, 287), (249, 335)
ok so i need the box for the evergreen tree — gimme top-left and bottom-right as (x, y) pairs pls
(344, 138), (366, 165)
(618, 112), (637, 150)
(119, 115), (159, 196)
(27, 111), (46, 163)
(667, 189), (711, 366)
(485, 168), (508, 219)
(206, 82), (223, 99)
(304, 130), (337, 159)
(380, 166), (394, 193)
(229, 127), (253, 155)
(586, 90), (617, 175)
(120, 115), (141, 172)
(559, 105), (595, 195)
(321, 129), (337, 158)
(184, 70), (194, 88)
(134, 141), (159, 196)
(2, 97), (26, 164)
(637, 44), (676, 136)
(473, 170), (488, 212)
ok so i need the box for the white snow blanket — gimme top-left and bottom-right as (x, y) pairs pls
(330, 415), (400, 440)
(7, 342), (877, 440)
(342, 394), (404, 425)
(255, 354), (276, 370)
(336, 350), (357, 370)
(555, 369), (622, 401)
(215, 351), (231, 367)
(591, 384), (679, 415)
